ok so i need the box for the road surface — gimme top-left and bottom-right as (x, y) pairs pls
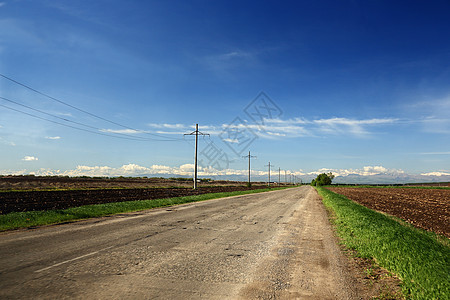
(0, 186), (359, 299)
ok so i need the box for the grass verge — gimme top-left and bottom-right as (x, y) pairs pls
(0, 187), (287, 232)
(316, 187), (449, 300)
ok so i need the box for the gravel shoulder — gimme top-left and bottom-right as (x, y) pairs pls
(1, 186), (362, 299)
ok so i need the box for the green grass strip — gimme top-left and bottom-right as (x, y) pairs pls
(0, 187), (287, 232)
(316, 187), (450, 300)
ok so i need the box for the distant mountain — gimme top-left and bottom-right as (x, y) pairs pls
(332, 173), (450, 185)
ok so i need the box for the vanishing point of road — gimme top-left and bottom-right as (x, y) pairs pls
(0, 186), (359, 299)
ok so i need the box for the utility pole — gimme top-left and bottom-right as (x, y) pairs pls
(284, 170), (287, 184)
(278, 167), (281, 185)
(266, 162), (272, 187)
(184, 124), (209, 189)
(242, 151), (256, 186)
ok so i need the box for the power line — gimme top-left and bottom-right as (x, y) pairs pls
(0, 73), (181, 141)
(0, 103), (163, 141)
(0, 96), (180, 141)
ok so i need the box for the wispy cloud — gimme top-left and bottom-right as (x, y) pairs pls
(0, 19), (43, 47)
(145, 116), (399, 139)
(203, 49), (258, 73)
(219, 51), (253, 60)
(223, 138), (239, 143)
(22, 156), (38, 161)
(420, 151), (450, 155)
(148, 123), (187, 129)
(45, 136), (61, 140)
(420, 118), (450, 134)
(0, 137), (15, 146)
(407, 96), (450, 134)
(311, 117), (398, 136)
(0, 3), (6, 8)
(100, 129), (141, 134)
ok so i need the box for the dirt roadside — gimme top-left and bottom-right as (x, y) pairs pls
(239, 187), (403, 299)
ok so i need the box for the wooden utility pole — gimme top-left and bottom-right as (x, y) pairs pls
(278, 167), (281, 185)
(184, 124), (209, 189)
(242, 151), (256, 186)
(266, 162), (271, 187)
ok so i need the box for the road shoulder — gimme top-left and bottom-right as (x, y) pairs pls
(238, 186), (362, 299)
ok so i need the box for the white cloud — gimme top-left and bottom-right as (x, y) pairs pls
(155, 130), (187, 135)
(45, 136), (61, 140)
(265, 118), (308, 125)
(2, 164), (449, 185)
(120, 164), (148, 173)
(148, 123), (186, 129)
(311, 117), (398, 136)
(223, 138), (239, 143)
(179, 164), (195, 172)
(328, 117), (391, 125)
(100, 129), (141, 134)
(22, 156), (38, 161)
(0, 3), (5, 8)
(267, 132), (286, 137)
(421, 171), (450, 176)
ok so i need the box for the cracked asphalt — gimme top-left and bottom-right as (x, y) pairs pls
(0, 186), (359, 299)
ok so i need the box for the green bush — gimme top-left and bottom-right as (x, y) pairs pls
(311, 172), (334, 186)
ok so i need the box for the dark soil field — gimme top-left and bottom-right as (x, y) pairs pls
(0, 176), (270, 214)
(326, 187), (450, 238)
(0, 175), (247, 190)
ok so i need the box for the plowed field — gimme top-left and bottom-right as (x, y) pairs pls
(0, 185), (268, 215)
(326, 187), (450, 238)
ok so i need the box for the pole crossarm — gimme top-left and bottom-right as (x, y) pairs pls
(184, 129), (210, 137)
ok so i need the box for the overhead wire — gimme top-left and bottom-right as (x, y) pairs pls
(0, 103), (154, 141)
(0, 73), (183, 141)
(0, 96), (160, 141)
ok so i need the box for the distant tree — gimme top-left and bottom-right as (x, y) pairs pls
(311, 172), (335, 186)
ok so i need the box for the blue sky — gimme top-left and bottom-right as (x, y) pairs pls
(1, 0), (449, 181)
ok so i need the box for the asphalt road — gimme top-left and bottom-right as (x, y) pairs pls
(0, 186), (358, 299)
